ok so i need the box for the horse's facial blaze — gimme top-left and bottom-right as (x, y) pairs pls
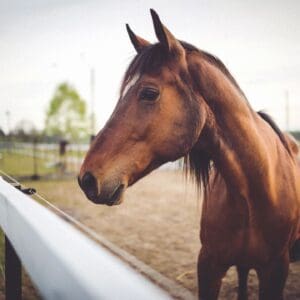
(79, 68), (201, 205)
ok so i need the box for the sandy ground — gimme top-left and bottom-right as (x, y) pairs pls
(2, 170), (299, 299)
(33, 171), (300, 298)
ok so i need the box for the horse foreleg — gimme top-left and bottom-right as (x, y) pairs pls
(237, 266), (249, 300)
(257, 253), (289, 300)
(197, 250), (228, 300)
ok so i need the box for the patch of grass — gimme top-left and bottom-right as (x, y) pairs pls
(0, 152), (56, 177)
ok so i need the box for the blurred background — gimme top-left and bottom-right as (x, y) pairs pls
(0, 1), (299, 299)
(1, 0), (299, 179)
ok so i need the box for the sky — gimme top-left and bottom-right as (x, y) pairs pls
(0, 0), (300, 134)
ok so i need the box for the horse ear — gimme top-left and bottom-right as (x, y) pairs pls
(150, 9), (184, 56)
(126, 24), (150, 53)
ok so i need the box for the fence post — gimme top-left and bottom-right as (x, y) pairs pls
(5, 236), (22, 300)
(31, 137), (40, 180)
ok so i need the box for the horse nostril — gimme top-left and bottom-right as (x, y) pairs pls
(80, 172), (99, 198)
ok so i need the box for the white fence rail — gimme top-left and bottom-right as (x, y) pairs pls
(0, 177), (171, 300)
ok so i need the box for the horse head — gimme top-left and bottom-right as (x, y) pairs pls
(78, 10), (207, 205)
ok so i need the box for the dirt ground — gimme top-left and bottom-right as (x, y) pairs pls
(16, 169), (299, 299)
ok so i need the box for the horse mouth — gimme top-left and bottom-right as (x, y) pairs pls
(88, 183), (125, 206)
(105, 184), (125, 206)
(79, 173), (126, 205)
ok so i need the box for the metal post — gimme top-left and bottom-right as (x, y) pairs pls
(285, 89), (290, 132)
(31, 137), (39, 180)
(90, 68), (95, 139)
(5, 236), (22, 300)
(5, 111), (11, 136)
(5, 111), (11, 154)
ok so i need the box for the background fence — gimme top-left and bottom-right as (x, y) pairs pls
(0, 141), (181, 179)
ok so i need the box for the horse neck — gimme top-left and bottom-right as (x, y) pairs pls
(191, 58), (279, 200)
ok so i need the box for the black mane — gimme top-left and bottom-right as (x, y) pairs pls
(257, 111), (291, 156)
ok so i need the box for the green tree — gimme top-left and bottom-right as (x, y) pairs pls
(45, 82), (89, 141)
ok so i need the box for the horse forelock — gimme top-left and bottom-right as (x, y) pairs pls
(120, 43), (168, 95)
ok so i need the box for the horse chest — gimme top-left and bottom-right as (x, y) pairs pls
(200, 195), (249, 260)
(200, 191), (293, 265)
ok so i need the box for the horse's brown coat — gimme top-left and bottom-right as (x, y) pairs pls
(79, 10), (300, 299)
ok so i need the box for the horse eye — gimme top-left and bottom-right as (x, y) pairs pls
(139, 87), (159, 102)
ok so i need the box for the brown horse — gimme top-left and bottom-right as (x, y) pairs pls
(78, 10), (300, 300)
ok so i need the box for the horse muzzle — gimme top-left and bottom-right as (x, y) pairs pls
(78, 172), (126, 206)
